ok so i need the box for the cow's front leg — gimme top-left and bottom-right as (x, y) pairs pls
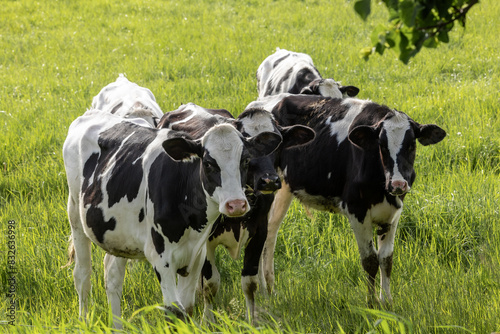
(349, 215), (379, 306)
(377, 210), (401, 305)
(103, 254), (128, 328)
(151, 262), (185, 320)
(260, 184), (293, 295)
(201, 243), (219, 323)
(177, 250), (206, 317)
(241, 201), (271, 323)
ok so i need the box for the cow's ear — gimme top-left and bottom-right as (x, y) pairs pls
(348, 125), (380, 150)
(339, 85), (360, 97)
(162, 137), (202, 161)
(280, 125), (315, 149)
(246, 131), (282, 158)
(415, 123), (447, 146)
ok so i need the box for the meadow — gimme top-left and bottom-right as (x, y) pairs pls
(1, 0), (499, 332)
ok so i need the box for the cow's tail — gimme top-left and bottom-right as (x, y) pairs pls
(61, 235), (75, 269)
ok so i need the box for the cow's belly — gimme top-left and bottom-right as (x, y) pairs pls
(293, 189), (342, 213)
(80, 202), (147, 259)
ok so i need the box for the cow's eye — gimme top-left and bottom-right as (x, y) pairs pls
(242, 158), (251, 168)
(204, 160), (217, 171)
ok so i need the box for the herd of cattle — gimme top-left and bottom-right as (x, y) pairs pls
(62, 48), (446, 327)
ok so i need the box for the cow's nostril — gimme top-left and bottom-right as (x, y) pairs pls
(225, 200), (248, 216)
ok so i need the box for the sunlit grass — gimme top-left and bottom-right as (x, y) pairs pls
(1, 0), (499, 333)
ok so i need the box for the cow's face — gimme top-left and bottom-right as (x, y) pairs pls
(237, 109), (316, 195)
(163, 124), (282, 217)
(300, 79), (360, 99)
(348, 113), (446, 196)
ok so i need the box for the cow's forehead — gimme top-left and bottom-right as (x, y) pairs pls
(382, 113), (412, 140)
(239, 112), (275, 137)
(202, 124), (245, 161)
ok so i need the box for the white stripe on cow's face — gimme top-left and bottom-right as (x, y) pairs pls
(318, 79), (343, 99)
(202, 124), (249, 217)
(239, 112), (275, 137)
(326, 99), (368, 143)
(382, 113), (412, 187)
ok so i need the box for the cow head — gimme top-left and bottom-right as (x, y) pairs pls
(236, 108), (315, 195)
(162, 124), (282, 216)
(348, 112), (446, 197)
(300, 78), (360, 98)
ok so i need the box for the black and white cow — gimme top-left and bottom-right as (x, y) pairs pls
(158, 103), (314, 322)
(63, 109), (282, 327)
(256, 48), (360, 99)
(91, 74), (163, 126)
(260, 95), (446, 304)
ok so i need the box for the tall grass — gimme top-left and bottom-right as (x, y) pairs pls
(1, 0), (499, 332)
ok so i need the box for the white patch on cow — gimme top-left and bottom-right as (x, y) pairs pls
(318, 78), (343, 99)
(240, 112), (275, 137)
(326, 98), (368, 143)
(245, 93), (293, 113)
(92, 74), (163, 126)
(383, 113), (412, 186)
(202, 124), (248, 215)
(367, 197), (403, 224)
(327, 172), (332, 179)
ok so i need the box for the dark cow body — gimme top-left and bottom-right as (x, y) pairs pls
(159, 103), (314, 322)
(256, 48), (359, 99)
(261, 95), (446, 304)
(63, 109), (282, 327)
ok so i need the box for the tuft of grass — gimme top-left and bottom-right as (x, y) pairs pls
(1, 0), (500, 333)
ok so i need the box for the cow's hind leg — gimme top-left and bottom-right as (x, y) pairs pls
(349, 215), (379, 306)
(260, 184), (293, 295)
(377, 210), (401, 305)
(103, 254), (128, 328)
(68, 196), (92, 320)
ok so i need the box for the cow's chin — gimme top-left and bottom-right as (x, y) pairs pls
(389, 189), (408, 197)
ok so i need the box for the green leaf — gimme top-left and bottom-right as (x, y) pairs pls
(359, 46), (373, 60)
(354, 0), (371, 21)
(400, 0), (416, 27)
(423, 35), (438, 48)
(437, 30), (450, 43)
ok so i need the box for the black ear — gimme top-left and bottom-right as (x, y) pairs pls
(280, 125), (315, 149)
(162, 137), (202, 161)
(348, 125), (380, 150)
(246, 131), (283, 158)
(416, 123), (447, 146)
(339, 85), (360, 97)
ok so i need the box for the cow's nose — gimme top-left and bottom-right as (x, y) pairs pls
(391, 180), (409, 195)
(257, 174), (281, 192)
(225, 199), (248, 216)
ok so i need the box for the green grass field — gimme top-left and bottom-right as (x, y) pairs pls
(1, 0), (499, 333)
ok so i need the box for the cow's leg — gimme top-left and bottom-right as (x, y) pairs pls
(201, 243), (219, 323)
(103, 254), (128, 328)
(177, 250), (206, 317)
(153, 264), (185, 320)
(349, 215), (379, 306)
(260, 184), (293, 294)
(241, 199), (272, 323)
(68, 196), (92, 320)
(377, 209), (402, 304)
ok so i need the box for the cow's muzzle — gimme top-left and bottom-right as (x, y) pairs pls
(256, 174), (281, 194)
(389, 180), (410, 196)
(225, 199), (249, 217)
